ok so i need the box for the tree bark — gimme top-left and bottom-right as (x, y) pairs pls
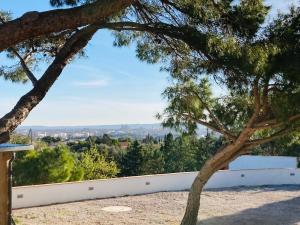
(180, 127), (254, 225)
(180, 164), (214, 225)
(0, 152), (13, 225)
(180, 145), (241, 225)
(0, 0), (134, 51)
(0, 133), (9, 145)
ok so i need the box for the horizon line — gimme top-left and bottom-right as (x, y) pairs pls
(18, 122), (163, 128)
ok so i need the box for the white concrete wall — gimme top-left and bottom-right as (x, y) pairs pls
(229, 156), (298, 170)
(205, 168), (300, 188)
(12, 168), (300, 209)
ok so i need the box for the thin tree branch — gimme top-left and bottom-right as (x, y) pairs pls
(196, 119), (236, 140)
(220, 79), (262, 151)
(245, 77), (261, 129)
(180, 111), (236, 140)
(0, 15), (38, 86)
(9, 47), (38, 86)
(133, 1), (155, 23)
(246, 126), (300, 148)
(190, 89), (234, 141)
(253, 114), (300, 130)
(103, 21), (247, 78)
(261, 78), (270, 117)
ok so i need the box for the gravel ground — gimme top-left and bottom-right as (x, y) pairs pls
(13, 185), (300, 225)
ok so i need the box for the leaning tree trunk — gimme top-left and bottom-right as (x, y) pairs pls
(180, 164), (215, 225)
(180, 142), (249, 225)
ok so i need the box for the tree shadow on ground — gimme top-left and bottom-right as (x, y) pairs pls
(198, 196), (300, 225)
(206, 185), (300, 194)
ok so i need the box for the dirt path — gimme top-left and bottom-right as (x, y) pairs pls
(13, 185), (300, 225)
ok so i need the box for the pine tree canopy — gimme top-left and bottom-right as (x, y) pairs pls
(0, 0), (299, 146)
(105, 0), (300, 139)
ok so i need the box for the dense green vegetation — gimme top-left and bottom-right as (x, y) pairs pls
(13, 145), (82, 186)
(80, 146), (119, 180)
(11, 131), (299, 186)
(10, 133), (223, 186)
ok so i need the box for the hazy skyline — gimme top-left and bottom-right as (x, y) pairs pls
(0, 0), (297, 126)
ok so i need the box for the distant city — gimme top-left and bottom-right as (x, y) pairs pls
(16, 123), (209, 140)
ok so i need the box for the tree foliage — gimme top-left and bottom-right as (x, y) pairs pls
(120, 140), (144, 176)
(161, 133), (222, 173)
(140, 142), (165, 174)
(105, 1), (300, 148)
(13, 145), (82, 186)
(80, 146), (119, 180)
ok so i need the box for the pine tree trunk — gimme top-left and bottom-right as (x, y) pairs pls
(180, 169), (211, 225)
(180, 142), (248, 225)
(180, 158), (217, 225)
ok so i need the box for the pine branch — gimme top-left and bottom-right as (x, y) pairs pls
(1, 15), (38, 86)
(246, 126), (300, 148)
(180, 112), (236, 140)
(253, 114), (300, 130)
(9, 47), (38, 86)
(190, 89), (234, 140)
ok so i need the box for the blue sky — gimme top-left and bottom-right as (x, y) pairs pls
(0, 0), (298, 126)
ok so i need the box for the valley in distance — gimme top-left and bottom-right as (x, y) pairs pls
(16, 123), (210, 141)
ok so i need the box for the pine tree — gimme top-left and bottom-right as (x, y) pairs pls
(121, 140), (144, 176)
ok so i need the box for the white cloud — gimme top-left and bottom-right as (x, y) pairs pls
(72, 79), (109, 87)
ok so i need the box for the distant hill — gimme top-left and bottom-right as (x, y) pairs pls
(16, 123), (210, 139)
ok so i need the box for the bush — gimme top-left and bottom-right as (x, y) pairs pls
(80, 146), (119, 180)
(13, 145), (82, 186)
